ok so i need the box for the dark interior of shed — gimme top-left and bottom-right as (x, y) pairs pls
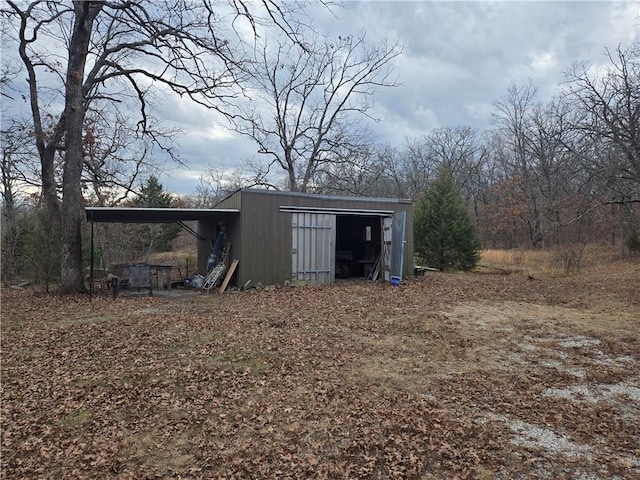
(335, 216), (382, 278)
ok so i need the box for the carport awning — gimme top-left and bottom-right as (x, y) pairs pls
(85, 207), (240, 223)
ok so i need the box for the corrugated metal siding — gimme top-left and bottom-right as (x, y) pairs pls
(229, 189), (414, 285)
(238, 191), (291, 285)
(291, 213), (335, 284)
(274, 192), (414, 279)
(215, 190), (242, 210)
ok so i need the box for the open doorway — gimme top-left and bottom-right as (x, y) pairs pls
(335, 216), (382, 279)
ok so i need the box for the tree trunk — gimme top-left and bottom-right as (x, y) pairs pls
(287, 168), (298, 192)
(41, 147), (62, 230)
(59, 1), (102, 293)
(1, 167), (16, 226)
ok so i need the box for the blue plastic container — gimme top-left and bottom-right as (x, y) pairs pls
(391, 276), (401, 286)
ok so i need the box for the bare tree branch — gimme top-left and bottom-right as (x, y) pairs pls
(2, 0), (321, 292)
(231, 31), (403, 191)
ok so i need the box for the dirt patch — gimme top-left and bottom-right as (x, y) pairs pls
(2, 256), (639, 478)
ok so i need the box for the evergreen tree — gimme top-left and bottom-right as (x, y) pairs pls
(133, 176), (174, 209)
(128, 176), (181, 255)
(414, 169), (481, 271)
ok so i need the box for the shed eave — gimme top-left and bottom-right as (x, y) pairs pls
(279, 205), (396, 216)
(85, 207), (240, 223)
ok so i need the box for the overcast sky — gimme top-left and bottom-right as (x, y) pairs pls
(4, 1), (639, 197)
(158, 0), (639, 195)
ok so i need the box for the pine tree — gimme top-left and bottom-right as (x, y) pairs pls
(134, 176), (174, 209)
(414, 168), (481, 271)
(128, 176), (181, 254)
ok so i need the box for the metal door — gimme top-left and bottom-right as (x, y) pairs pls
(382, 216), (392, 281)
(291, 212), (336, 284)
(382, 212), (407, 283)
(391, 211), (407, 280)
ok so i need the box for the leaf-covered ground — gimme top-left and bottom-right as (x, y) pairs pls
(2, 258), (639, 479)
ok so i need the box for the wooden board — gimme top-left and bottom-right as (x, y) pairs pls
(219, 259), (238, 294)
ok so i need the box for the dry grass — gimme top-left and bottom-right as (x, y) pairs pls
(481, 248), (553, 273)
(480, 244), (625, 277)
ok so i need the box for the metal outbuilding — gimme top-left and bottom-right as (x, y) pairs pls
(86, 188), (414, 288)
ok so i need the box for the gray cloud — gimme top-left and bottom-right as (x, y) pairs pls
(5, 1), (636, 196)
(145, 1), (640, 194)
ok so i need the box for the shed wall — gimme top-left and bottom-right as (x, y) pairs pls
(237, 190), (414, 285)
(238, 191), (292, 286)
(215, 190), (242, 210)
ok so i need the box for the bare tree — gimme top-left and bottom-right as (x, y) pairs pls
(526, 98), (588, 238)
(562, 43), (640, 253)
(486, 78), (621, 249)
(312, 143), (390, 197)
(81, 110), (179, 206)
(189, 166), (269, 207)
(415, 126), (486, 205)
(1, 58), (38, 225)
(312, 141), (435, 200)
(1, 119), (40, 225)
(314, 127), (486, 203)
(564, 43), (640, 187)
(491, 81), (548, 248)
(2, 0), (310, 292)
(232, 32), (402, 192)
(398, 139), (438, 199)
